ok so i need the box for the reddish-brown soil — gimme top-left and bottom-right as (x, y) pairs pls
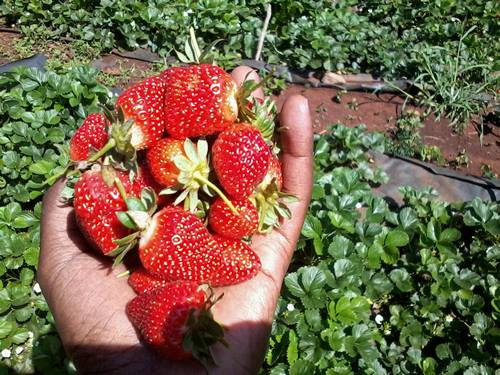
(0, 30), (21, 65)
(275, 85), (500, 177)
(0, 30), (498, 177)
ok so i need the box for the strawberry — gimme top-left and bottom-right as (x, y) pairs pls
(208, 198), (258, 239)
(115, 75), (166, 150)
(69, 113), (108, 161)
(212, 123), (271, 198)
(73, 167), (146, 255)
(128, 268), (168, 294)
(126, 281), (225, 367)
(252, 154), (297, 233)
(147, 138), (238, 215)
(162, 64), (238, 138)
(138, 160), (172, 208)
(213, 236), (262, 285)
(260, 153), (283, 191)
(146, 138), (185, 187)
(139, 206), (260, 286)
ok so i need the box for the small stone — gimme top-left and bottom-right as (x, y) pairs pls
(343, 73), (376, 83)
(322, 72), (346, 85)
(15, 347), (24, 355)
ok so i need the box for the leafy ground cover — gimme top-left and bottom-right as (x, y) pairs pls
(262, 125), (500, 374)
(0, 65), (498, 373)
(0, 66), (108, 374)
(0, 1), (497, 79)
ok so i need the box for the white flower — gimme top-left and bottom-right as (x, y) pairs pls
(15, 347), (24, 355)
(28, 332), (34, 339)
(375, 314), (384, 324)
(355, 202), (362, 209)
(286, 303), (295, 312)
(33, 283), (41, 294)
(445, 315), (453, 323)
(1, 349), (11, 358)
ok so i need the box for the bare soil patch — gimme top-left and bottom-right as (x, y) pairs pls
(0, 30), (22, 65)
(275, 85), (499, 177)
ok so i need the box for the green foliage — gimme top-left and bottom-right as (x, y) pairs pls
(0, 66), (109, 373)
(1, 1), (497, 80)
(386, 110), (425, 159)
(386, 111), (445, 165)
(0, 67), (109, 204)
(409, 27), (498, 133)
(262, 124), (500, 373)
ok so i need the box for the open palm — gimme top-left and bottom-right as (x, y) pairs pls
(38, 66), (313, 374)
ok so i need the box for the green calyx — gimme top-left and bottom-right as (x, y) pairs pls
(100, 105), (140, 175)
(160, 139), (238, 215)
(236, 74), (277, 145)
(246, 96), (277, 145)
(109, 182), (157, 267)
(183, 287), (227, 371)
(253, 179), (298, 233)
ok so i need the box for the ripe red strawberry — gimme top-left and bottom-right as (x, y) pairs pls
(126, 281), (225, 366)
(212, 123), (271, 198)
(213, 236), (261, 285)
(139, 206), (260, 286)
(128, 268), (168, 294)
(253, 154), (297, 233)
(139, 160), (173, 208)
(73, 167), (147, 255)
(261, 154), (283, 191)
(208, 198), (258, 239)
(115, 75), (166, 150)
(69, 113), (108, 161)
(145, 138), (238, 216)
(162, 64), (238, 138)
(146, 138), (185, 187)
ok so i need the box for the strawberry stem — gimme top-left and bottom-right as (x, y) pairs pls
(88, 138), (116, 163)
(194, 174), (239, 216)
(114, 177), (128, 201)
(42, 164), (70, 186)
(116, 270), (130, 278)
(255, 193), (268, 231)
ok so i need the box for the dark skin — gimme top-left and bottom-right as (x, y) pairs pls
(38, 66), (313, 374)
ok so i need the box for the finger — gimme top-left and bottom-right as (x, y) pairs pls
(279, 94), (313, 230)
(40, 179), (83, 258)
(251, 95), (313, 280)
(231, 66), (265, 100)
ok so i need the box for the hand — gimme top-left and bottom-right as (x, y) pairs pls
(38, 66), (313, 375)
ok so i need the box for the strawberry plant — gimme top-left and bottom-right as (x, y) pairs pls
(0, 66), (108, 373)
(1, 0), (497, 80)
(261, 124), (500, 374)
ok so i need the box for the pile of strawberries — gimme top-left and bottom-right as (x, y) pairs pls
(61, 56), (293, 368)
